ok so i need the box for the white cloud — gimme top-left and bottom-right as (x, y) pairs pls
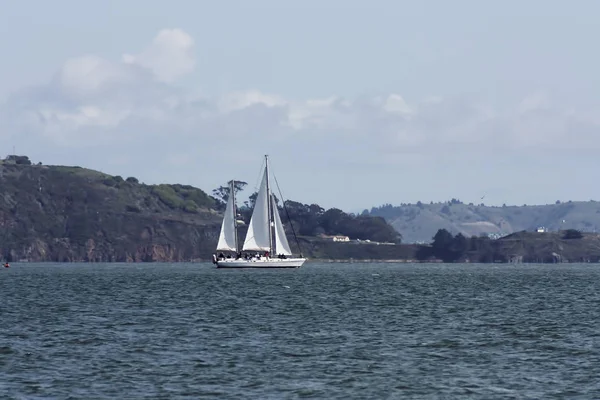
(518, 92), (550, 114)
(59, 55), (132, 98)
(122, 28), (195, 83)
(1, 30), (198, 145)
(1, 28), (600, 210)
(381, 94), (414, 118)
(217, 90), (287, 113)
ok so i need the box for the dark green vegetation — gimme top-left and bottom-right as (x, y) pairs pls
(0, 157), (400, 262)
(369, 199), (600, 243)
(415, 228), (600, 263)
(210, 181), (402, 244)
(3, 156), (600, 263)
(0, 160), (221, 262)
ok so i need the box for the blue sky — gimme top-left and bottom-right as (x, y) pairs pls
(1, 0), (599, 211)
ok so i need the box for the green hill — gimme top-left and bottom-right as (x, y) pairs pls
(0, 156), (400, 262)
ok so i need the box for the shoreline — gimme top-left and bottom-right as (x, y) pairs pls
(5, 258), (600, 264)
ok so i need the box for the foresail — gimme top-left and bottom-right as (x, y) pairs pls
(242, 169), (271, 251)
(273, 196), (293, 256)
(216, 192), (237, 251)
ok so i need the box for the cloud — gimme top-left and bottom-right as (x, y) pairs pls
(1, 30), (191, 146)
(122, 28), (195, 83)
(1, 28), (599, 209)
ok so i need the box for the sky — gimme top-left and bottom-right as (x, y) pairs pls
(1, 0), (599, 212)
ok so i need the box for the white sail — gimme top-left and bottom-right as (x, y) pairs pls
(213, 155), (307, 269)
(216, 189), (237, 251)
(242, 169), (271, 251)
(272, 196), (293, 256)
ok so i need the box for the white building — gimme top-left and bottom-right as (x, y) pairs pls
(332, 235), (350, 242)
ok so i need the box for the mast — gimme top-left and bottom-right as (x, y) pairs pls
(230, 180), (239, 252)
(264, 155), (274, 255)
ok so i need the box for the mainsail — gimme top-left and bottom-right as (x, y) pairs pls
(216, 183), (237, 251)
(272, 195), (292, 256)
(242, 170), (271, 251)
(213, 155), (306, 268)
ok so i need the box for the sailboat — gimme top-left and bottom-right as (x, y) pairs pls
(212, 155), (307, 268)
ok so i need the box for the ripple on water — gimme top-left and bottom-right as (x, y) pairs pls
(1, 262), (600, 398)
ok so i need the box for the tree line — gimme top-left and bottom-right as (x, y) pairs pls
(420, 228), (586, 263)
(211, 181), (402, 243)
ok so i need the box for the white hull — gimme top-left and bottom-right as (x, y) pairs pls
(214, 156), (305, 270)
(215, 257), (306, 268)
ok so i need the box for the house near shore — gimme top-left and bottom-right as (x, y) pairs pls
(319, 233), (351, 242)
(332, 235), (350, 242)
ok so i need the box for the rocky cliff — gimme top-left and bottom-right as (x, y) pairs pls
(4, 158), (598, 263)
(0, 161), (222, 262)
(0, 158), (402, 262)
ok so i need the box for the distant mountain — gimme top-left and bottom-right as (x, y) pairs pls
(368, 199), (600, 243)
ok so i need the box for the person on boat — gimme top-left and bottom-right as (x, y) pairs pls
(218, 252), (225, 260)
(264, 251), (270, 258)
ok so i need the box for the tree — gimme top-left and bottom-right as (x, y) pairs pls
(563, 229), (583, 239)
(9, 155), (32, 165)
(430, 229), (469, 262)
(212, 180), (248, 203)
(245, 191), (279, 209)
(451, 233), (468, 254)
(319, 208), (349, 235)
(432, 229), (454, 252)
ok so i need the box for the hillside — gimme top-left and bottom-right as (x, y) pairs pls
(417, 229), (600, 263)
(368, 200), (600, 243)
(6, 156), (600, 263)
(0, 156), (400, 262)
(0, 159), (222, 262)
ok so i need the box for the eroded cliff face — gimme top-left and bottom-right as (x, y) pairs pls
(3, 214), (222, 262)
(6, 160), (595, 264)
(0, 162), (222, 262)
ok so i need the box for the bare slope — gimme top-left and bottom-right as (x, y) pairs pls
(370, 201), (600, 243)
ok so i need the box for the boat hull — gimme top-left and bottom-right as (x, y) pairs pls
(215, 257), (306, 268)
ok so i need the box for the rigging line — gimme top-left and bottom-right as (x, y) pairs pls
(252, 157), (266, 192)
(272, 171), (304, 257)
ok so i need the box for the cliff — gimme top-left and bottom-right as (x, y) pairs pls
(4, 157), (599, 263)
(0, 160), (224, 262)
(0, 158), (400, 262)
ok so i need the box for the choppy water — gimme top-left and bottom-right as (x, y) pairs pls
(1, 262), (600, 399)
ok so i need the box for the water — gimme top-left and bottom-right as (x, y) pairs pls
(1, 262), (600, 399)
